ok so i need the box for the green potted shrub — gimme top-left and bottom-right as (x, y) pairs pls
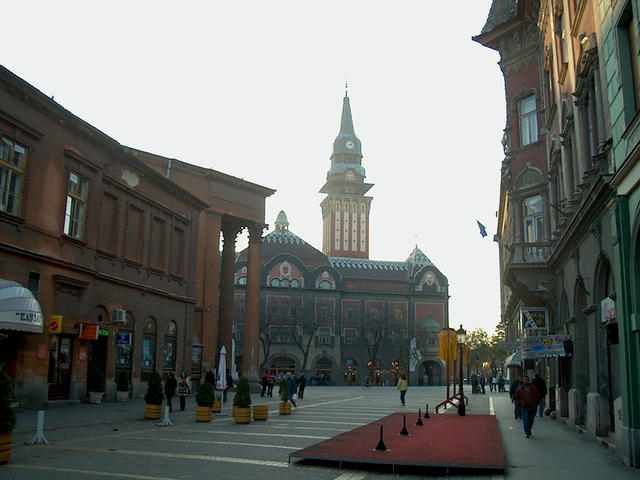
(87, 369), (105, 404)
(115, 370), (130, 402)
(232, 376), (252, 423)
(278, 378), (291, 415)
(0, 369), (16, 464)
(195, 382), (214, 422)
(144, 371), (164, 419)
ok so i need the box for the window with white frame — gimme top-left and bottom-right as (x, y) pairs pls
(519, 95), (538, 146)
(64, 172), (89, 239)
(0, 136), (26, 216)
(523, 195), (543, 242)
(343, 328), (357, 345)
(317, 327), (331, 345)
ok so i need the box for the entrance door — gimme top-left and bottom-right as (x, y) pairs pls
(87, 336), (107, 393)
(48, 335), (73, 400)
(269, 356), (296, 379)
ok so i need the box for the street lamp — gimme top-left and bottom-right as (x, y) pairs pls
(456, 324), (466, 416)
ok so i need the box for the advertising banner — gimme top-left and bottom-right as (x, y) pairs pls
(522, 334), (571, 358)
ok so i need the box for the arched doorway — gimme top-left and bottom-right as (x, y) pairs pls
(342, 358), (358, 385)
(269, 355), (296, 379)
(315, 357), (333, 385)
(419, 360), (443, 385)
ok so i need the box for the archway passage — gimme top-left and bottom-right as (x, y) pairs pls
(419, 360), (443, 386)
(269, 355), (296, 379)
(315, 357), (333, 385)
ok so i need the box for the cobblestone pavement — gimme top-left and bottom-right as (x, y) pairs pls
(2, 386), (637, 479)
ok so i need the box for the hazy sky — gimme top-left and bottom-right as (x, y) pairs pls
(4, 1), (505, 334)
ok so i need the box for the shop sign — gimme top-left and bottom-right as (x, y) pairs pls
(522, 334), (571, 357)
(520, 307), (548, 329)
(79, 324), (99, 340)
(49, 315), (62, 334)
(116, 332), (131, 345)
(98, 328), (109, 336)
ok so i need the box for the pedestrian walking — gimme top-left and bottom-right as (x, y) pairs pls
(164, 371), (177, 413)
(479, 374), (486, 394)
(177, 371), (191, 411)
(286, 372), (297, 409)
(515, 375), (542, 438)
(471, 374), (478, 394)
(204, 367), (215, 386)
(297, 373), (307, 399)
(397, 373), (408, 405)
(260, 370), (269, 397)
(224, 368), (233, 403)
(267, 372), (275, 397)
(531, 373), (548, 417)
(491, 375), (498, 392)
(510, 375), (523, 419)
(498, 374), (505, 392)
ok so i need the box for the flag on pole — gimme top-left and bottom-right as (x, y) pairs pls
(476, 220), (487, 238)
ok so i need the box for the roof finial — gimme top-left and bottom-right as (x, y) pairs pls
(345, 80), (348, 97)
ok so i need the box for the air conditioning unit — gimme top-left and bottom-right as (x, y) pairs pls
(111, 309), (127, 324)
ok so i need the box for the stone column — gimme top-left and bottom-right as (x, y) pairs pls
(242, 223), (265, 386)
(218, 220), (243, 373)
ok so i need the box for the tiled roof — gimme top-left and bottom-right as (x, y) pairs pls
(330, 257), (409, 271)
(479, 0), (518, 35)
(264, 228), (306, 246)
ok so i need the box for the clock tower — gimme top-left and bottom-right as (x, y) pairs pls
(320, 89), (373, 259)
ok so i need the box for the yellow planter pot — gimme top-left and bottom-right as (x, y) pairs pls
(252, 405), (268, 421)
(279, 402), (292, 415)
(231, 405), (238, 417)
(196, 406), (212, 422)
(0, 433), (12, 464)
(234, 407), (251, 424)
(211, 401), (222, 413)
(144, 404), (162, 419)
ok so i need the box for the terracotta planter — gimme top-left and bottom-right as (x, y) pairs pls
(210, 401), (222, 413)
(0, 433), (12, 464)
(144, 403), (162, 419)
(234, 406), (251, 424)
(116, 391), (129, 402)
(252, 405), (268, 421)
(231, 405), (238, 417)
(196, 405), (212, 422)
(279, 402), (292, 415)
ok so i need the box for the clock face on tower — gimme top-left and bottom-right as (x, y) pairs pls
(345, 140), (355, 149)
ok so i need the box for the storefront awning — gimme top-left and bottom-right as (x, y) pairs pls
(504, 351), (522, 367)
(0, 279), (43, 334)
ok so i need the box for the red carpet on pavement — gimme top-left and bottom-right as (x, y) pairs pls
(290, 412), (505, 473)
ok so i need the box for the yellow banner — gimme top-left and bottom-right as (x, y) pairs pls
(49, 315), (62, 334)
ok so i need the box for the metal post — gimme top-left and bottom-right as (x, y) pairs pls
(458, 342), (466, 416)
(26, 410), (49, 445)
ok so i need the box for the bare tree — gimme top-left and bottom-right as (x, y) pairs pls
(292, 303), (330, 375)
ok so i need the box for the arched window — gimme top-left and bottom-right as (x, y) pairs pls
(237, 276), (247, 286)
(290, 279), (300, 288)
(163, 320), (177, 371)
(141, 317), (156, 380)
(318, 280), (333, 289)
(270, 278), (280, 287)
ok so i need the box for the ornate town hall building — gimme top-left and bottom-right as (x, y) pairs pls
(234, 92), (450, 386)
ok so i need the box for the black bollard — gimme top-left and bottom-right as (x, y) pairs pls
(400, 414), (409, 436)
(375, 425), (387, 451)
(416, 408), (423, 426)
(424, 403), (430, 419)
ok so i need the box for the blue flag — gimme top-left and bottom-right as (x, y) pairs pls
(476, 220), (487, 238)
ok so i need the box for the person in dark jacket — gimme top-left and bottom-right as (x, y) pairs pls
(204, 367), (216, 386)
(531, 373), (548, 417)
(177, 371), (191, 411)
(261, 370), (269, 397)
(510, 375), (523, 419)
(297, 374), (307, 400)
(515, 375), (542, 438)
(286, 372), (297, 409)
(164, 371), (177, 413)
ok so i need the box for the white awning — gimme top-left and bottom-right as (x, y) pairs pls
(0, 279), (43, 334)
(504, 351), (522, 368)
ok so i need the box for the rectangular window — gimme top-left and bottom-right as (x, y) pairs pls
(0, 137), (26, 216)
(170, 227), (185, 277)
(99, 193), (118, 253)
(318, 327), (331, 345)
(125, 205), (144, 262)
(519, 95), (539, 146)
(27, 271), (40, 293)
(343, 328), (357, 345)
(63, 172), (89, 239)
(523, 195), (545, 261)
(150, 217), (166, 270)
(617, 2), (640, 122)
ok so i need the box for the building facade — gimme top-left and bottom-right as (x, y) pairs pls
(0, 66), (273, 405)
(232, 93), (450, 386)
(475, 0), (639, 466)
